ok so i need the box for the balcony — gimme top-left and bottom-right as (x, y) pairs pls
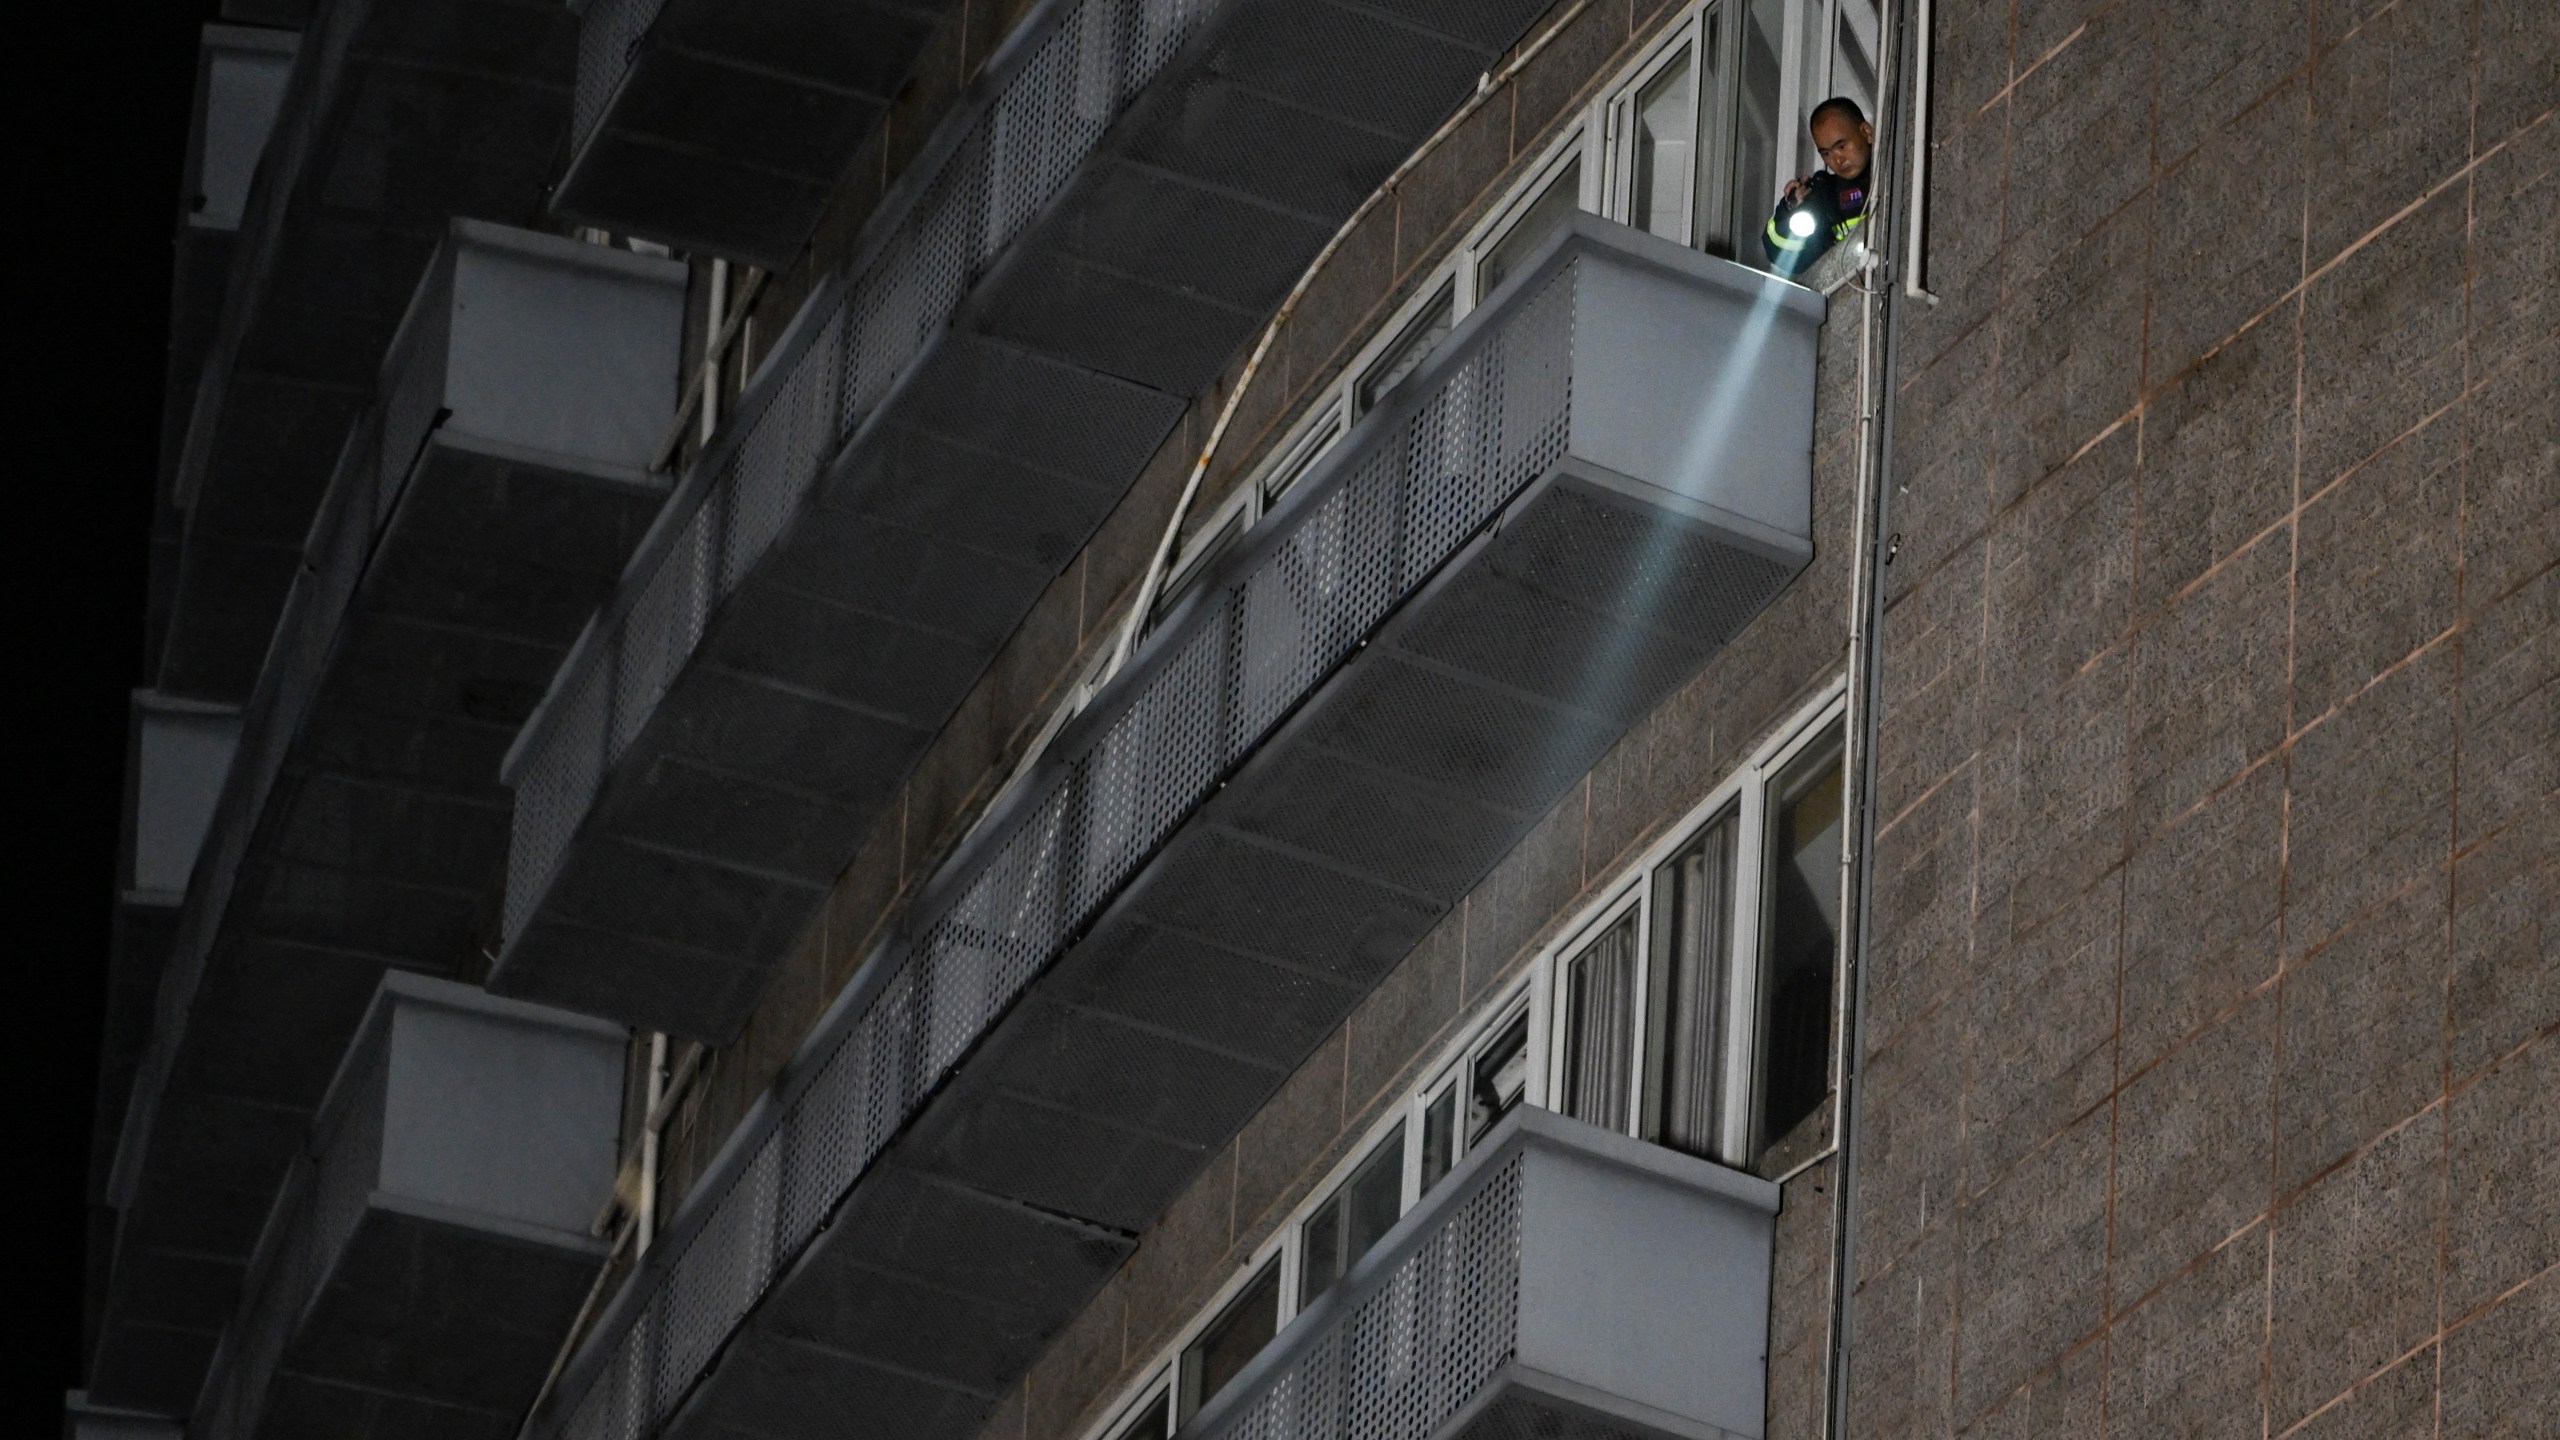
(553, 0), (959, 265)
(92, 222), (684, 1413)
(1188, 1109), (1780, 1440)
(159, 24), (298, 505)
(187, 975), (625, 1440)
(159, 0), (579, 701)
(525, 220), (1818, 1440)
(495, 0), (1562, 1041)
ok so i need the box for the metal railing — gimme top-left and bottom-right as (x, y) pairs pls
(534, 234), (1587, 1440)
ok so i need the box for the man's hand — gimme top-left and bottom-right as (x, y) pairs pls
(1781, 174), (1815, 205)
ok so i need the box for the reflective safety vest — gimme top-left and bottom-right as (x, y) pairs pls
(1764, 170), (1870, 276)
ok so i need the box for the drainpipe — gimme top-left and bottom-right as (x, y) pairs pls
(1823, 0), (1923, 1433)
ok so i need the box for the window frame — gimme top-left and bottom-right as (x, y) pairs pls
(1602, 19), (1710, 247)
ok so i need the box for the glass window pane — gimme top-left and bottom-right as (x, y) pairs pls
(1419, 1086), (1456, 1194)
(1262, 411), (1343, 507)
(1297, 1193), (1344, 1307)
(1355, 283), (1454, 414)
(1631, 53), (1694, 241)
(1559, 911), (1640, 1131)
(1151, 507), (1245, 629)
(1179, 1263), (1281, 1422)
(1835, 2), (1878, 118)
(1692, 6), (1731, 254)
(1297, 1121), (1406, 1308)
(1756, 731), (1845, 1159)
(1649, 810), (1738, 1158)
(1342, 1121), (1404, 1267)
(1729, 0), (1786, 270)
(1476, 159), (1582, 302)
(1110, 1393), (1170, 1440)
(1466, 1011), (1530, 1145)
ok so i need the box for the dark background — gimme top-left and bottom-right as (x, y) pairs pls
(19, 1), (226, 1429)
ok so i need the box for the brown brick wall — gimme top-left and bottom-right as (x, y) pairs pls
(1847, 0), (2554, 1432)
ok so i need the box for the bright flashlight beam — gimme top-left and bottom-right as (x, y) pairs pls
(1541, 273), (1795, 794)
(1788, 207), (1819, 237)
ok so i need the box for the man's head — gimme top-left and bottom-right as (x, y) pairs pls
(1809, 97), (1873, 181)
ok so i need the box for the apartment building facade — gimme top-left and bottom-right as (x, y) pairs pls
(75, 1), (2551, 1439)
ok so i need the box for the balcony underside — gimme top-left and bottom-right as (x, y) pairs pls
(555, 0), (959, 265)
(494, 0), (1560, 1043)
(160, 0), (577, 701)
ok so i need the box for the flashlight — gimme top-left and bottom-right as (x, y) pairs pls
(1787, 207), (1819, 238)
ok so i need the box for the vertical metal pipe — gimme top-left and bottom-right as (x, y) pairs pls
(1824, 0), (1921, 1429)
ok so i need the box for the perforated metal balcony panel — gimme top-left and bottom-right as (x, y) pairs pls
(91, 224), (682, 1414)
(187, 975), (622, 1440)
(493, 0), (1560, 1045)
(1185, 1109), (1781, 1440)
(554, 0), (956, 265)
(159, 0), (578, 701)
(518, 222), (1815, 1440)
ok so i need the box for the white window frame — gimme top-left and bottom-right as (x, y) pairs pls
(1602, 19), (1709, 247)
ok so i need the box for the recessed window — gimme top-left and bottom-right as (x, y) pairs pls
(1354, 283), (1454, 415)
(1755, 728), (1844, 1158)
(1646, 809), (1739, 1159)
(1298, 1122), (1405, 1307)
(1178, 1262), (1281, 1423)
(1475, 159), (1582, 303)
(1466, 1009), (1530, 1145)
(1558, 909), (1640, 1131)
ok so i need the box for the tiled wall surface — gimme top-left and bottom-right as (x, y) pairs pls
(1852, 0), (2554, 1432)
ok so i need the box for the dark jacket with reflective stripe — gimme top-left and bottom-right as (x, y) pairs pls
(1763, 169), (1871, 275)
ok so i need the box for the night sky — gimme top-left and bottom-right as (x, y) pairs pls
(20, 2), (225, 1426)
